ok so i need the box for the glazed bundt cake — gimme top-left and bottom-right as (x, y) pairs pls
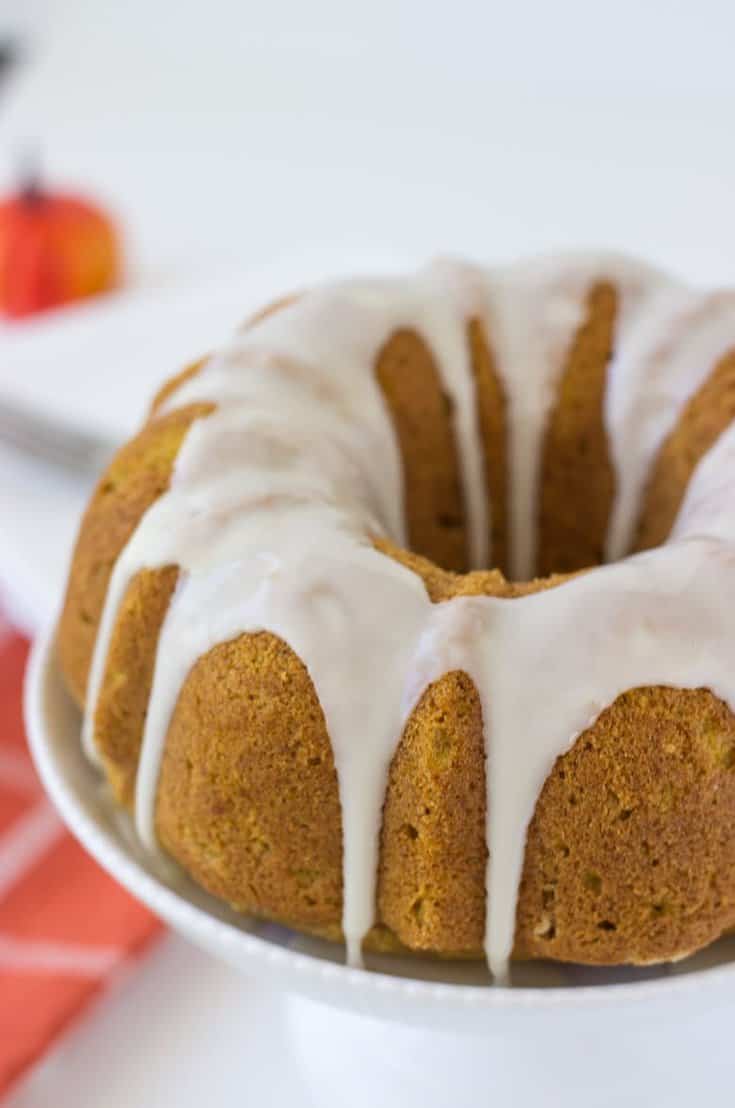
(58, 254), (735, 978)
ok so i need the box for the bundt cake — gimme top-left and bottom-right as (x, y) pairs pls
(58, 254), (735, 979)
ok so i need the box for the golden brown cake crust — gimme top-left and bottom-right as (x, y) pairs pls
(635, 347), (735, 551)
(155, 632), (344, 930)
(538, 282), (617, 575)
(468, 318), (509, 575)
(93, 567), (179, 806)
(516, 686), (735, 964)
(56, 297), (735, 966)
(242, 291), (302, 330)
(378, 669), (487, 953)
(149, 358), (209, 419)
(375, 329), (468, 572)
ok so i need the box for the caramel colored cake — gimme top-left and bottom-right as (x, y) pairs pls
(58, 255), (735, 977)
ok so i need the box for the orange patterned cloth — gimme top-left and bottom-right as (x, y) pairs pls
(0, 618), (162, 1096)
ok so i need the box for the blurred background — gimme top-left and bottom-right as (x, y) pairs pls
(3, 1), (735, 1103)
(4, 0), (735, 279)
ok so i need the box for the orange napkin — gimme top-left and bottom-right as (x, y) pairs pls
(0, 616), (163, 1096)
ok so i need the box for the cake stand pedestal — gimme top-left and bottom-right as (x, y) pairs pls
(285, 988), (733, 1107)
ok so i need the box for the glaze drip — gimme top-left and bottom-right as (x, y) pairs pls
(81, 254), (735, 979)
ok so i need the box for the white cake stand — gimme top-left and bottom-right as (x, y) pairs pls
(25, 628), (735, 1106)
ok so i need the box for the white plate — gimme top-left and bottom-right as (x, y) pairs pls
(24, 625), (735, 1032)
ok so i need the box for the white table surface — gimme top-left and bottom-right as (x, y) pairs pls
(5, 937), (312, 1108)
(4, 1), (735, 1103)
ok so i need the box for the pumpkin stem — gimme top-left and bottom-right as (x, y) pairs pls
(18, 149), (43, 205)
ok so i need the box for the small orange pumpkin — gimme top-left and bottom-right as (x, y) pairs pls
(0, 179), (121, 318)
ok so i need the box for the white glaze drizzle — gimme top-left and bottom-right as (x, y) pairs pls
(80, 254), (735, 980)
(605, 288), (735, 560)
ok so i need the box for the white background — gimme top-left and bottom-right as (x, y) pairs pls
(4, 0), (735, 282)
(3, 0), (735, 1103)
